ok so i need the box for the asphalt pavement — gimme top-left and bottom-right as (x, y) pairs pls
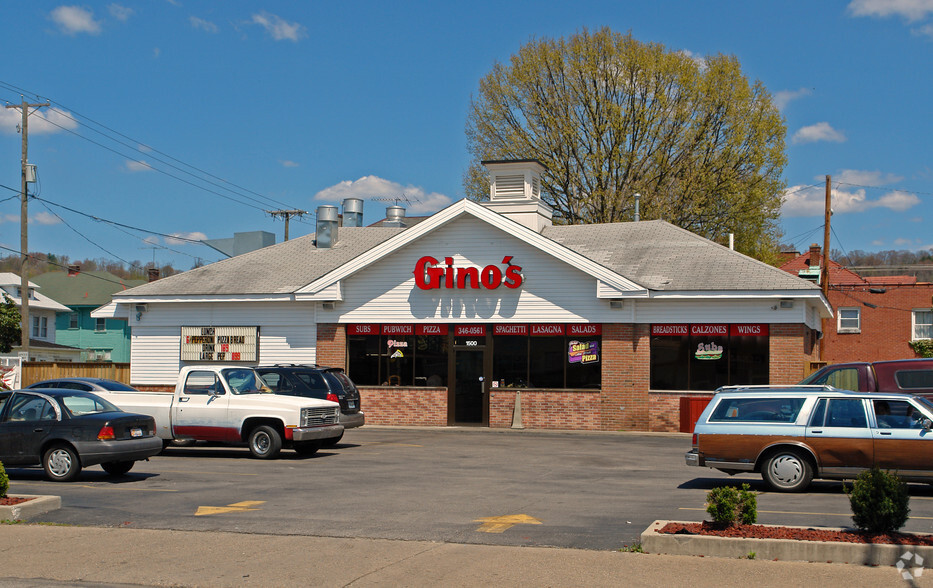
(0, 524), (919, 587)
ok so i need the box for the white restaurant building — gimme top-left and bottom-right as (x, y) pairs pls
(97, 161), (830, 432)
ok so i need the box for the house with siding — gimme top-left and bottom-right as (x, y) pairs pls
(31, 267), (145, 363)
(0, 272), (79, 362)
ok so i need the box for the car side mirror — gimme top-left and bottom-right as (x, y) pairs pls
(922, 418), (933, 431)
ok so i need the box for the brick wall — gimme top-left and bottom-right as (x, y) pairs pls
(357, 386), (447, 426)
(823, 285), (933, 362)
(600, 323), (651, 431)
(316, 324), (346, 369)
(769, 323), (815, 384)
(489, 389), (601, 430)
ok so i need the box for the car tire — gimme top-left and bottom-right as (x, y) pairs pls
(294, 441), (320, 456)
(101, 461), (135, 476)
(761, 450), (813, 492)
(320, 432), (344, 448)
(43, 444), (82, 482)
(248, 425), (282, 459)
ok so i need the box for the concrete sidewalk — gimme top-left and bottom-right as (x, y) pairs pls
(0, 525), (920, 587)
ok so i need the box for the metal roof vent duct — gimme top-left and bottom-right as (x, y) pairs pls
(383, 205), (407, 228)
(316, 205), (339, 248)
(342, 198), (364, 227)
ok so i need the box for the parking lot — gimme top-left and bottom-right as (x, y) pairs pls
(7, 427), (933, 550)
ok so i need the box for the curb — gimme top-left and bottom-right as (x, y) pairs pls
(641, 520), (933, 567)
(0, 495), (61, 521)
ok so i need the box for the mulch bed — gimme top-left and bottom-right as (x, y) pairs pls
(0, 496), (34, 506)
(658, 521), (933, 546)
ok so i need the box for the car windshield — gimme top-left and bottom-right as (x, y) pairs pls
(222, 369), (269, 394)
(59, 393), (121, 416)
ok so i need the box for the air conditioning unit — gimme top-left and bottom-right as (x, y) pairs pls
(321, 302), (336, 311)
(779, 300), (794, 309)
(135, 304), (148, 313)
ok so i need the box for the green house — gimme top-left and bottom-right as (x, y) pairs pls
(31, 269), (146, 363)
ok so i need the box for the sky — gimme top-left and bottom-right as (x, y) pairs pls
(1, 1), (932, 271)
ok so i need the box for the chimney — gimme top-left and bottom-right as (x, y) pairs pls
(808, 243), (822, 270)
(316, 205), (339, 248)
(480, 159), (553, 232)
(148, 268), (160, 282)
(67, 264), (80, 276)
(383, 205), (407, 228)
(342, 198), (364, 227)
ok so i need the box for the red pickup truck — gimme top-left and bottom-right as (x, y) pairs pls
(799, 358), (933, 398)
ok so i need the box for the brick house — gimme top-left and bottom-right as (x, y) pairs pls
(780, 244), (933, 363)
(97, 161), (830, 432)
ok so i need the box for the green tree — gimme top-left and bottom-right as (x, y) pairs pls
(465, 28), (787, 261)
(0, 294), (21, 354)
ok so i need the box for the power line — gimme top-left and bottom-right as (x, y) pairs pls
(1, 80), (314, 215)
(0, 245), (138, 287)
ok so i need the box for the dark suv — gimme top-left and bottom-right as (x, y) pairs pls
(255, 365), (364, 446)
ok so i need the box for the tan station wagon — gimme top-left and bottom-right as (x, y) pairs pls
(685, 387), (933, 492)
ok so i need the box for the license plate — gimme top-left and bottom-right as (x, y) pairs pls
(130, 428), (143, 438)
(347, 401), (356, 409)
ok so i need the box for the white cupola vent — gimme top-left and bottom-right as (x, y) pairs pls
(481, 159), (552, 232)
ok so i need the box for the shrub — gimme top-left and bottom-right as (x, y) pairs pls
(706, 483), (758, 526)
(846, 466), (910, 533)
(0, 461), (7, 498)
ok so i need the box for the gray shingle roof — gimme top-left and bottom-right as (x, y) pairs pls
(115, 227), (403, 297)
(542, 220), (819, 291)
(115, 214), (816, 298)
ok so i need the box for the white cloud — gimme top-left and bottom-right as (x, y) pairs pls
(848, 0), (933, 21)
(773, 88), (812, 110)
(125, 160), (152, 172)
(679, 50), (707, 69)
(893, 237), (918, 246)
(32, 212), (62, 225)
(50, 5), (102, 35)
(280, 160), (299, 168)
(792, 122), (846, 144)
(0, 107), (79, 135)
(153, 47), (161, 58)
(190, 16), (219, 33)
(1, 214), (19, 224)
(109, 4), (133, 21)
(166, 231), (207, 245)
(313, 176), (453, 215)
(835, 169), (904, 186)
(251, 12), (306, 42)
(142, 236), (160, 246)
(782, 183), (920, 217)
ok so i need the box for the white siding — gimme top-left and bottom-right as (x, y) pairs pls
(130, 302), (318, 385)
(319, 217), (615, 323)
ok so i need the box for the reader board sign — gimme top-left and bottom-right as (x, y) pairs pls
(181, 326), (258, 362)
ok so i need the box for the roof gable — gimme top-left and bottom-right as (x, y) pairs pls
(296, 199), (648, 297)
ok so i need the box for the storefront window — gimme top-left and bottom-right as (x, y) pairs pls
(348, 324), (602, 389)
(529, 336), (565, 388)
(492, 335), (529, 388)
(414, 335), (448, 387)
(650, 324), (770, 390)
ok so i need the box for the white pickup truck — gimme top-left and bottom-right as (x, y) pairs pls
(94, 366), (343, 459)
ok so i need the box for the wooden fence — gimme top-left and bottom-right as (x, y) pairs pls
(21, 362), (131, 387)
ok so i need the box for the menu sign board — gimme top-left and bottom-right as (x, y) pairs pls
(181, 326), (258, 362)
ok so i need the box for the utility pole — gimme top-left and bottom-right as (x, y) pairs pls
(266, 209), (307, 241)
(819, 174), (832, 361)
(5, 98), (49, 357)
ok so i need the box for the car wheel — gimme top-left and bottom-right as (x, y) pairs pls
(294, 441), (320, 456)
(101, 461), (135, 476)
(248, 425), (282, 459)
(762, 450), (813, 492)
(320, 432), (344, 448)
(43, 444), (82, 482)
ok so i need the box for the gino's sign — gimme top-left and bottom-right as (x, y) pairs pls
(414, 256), (522, 290)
